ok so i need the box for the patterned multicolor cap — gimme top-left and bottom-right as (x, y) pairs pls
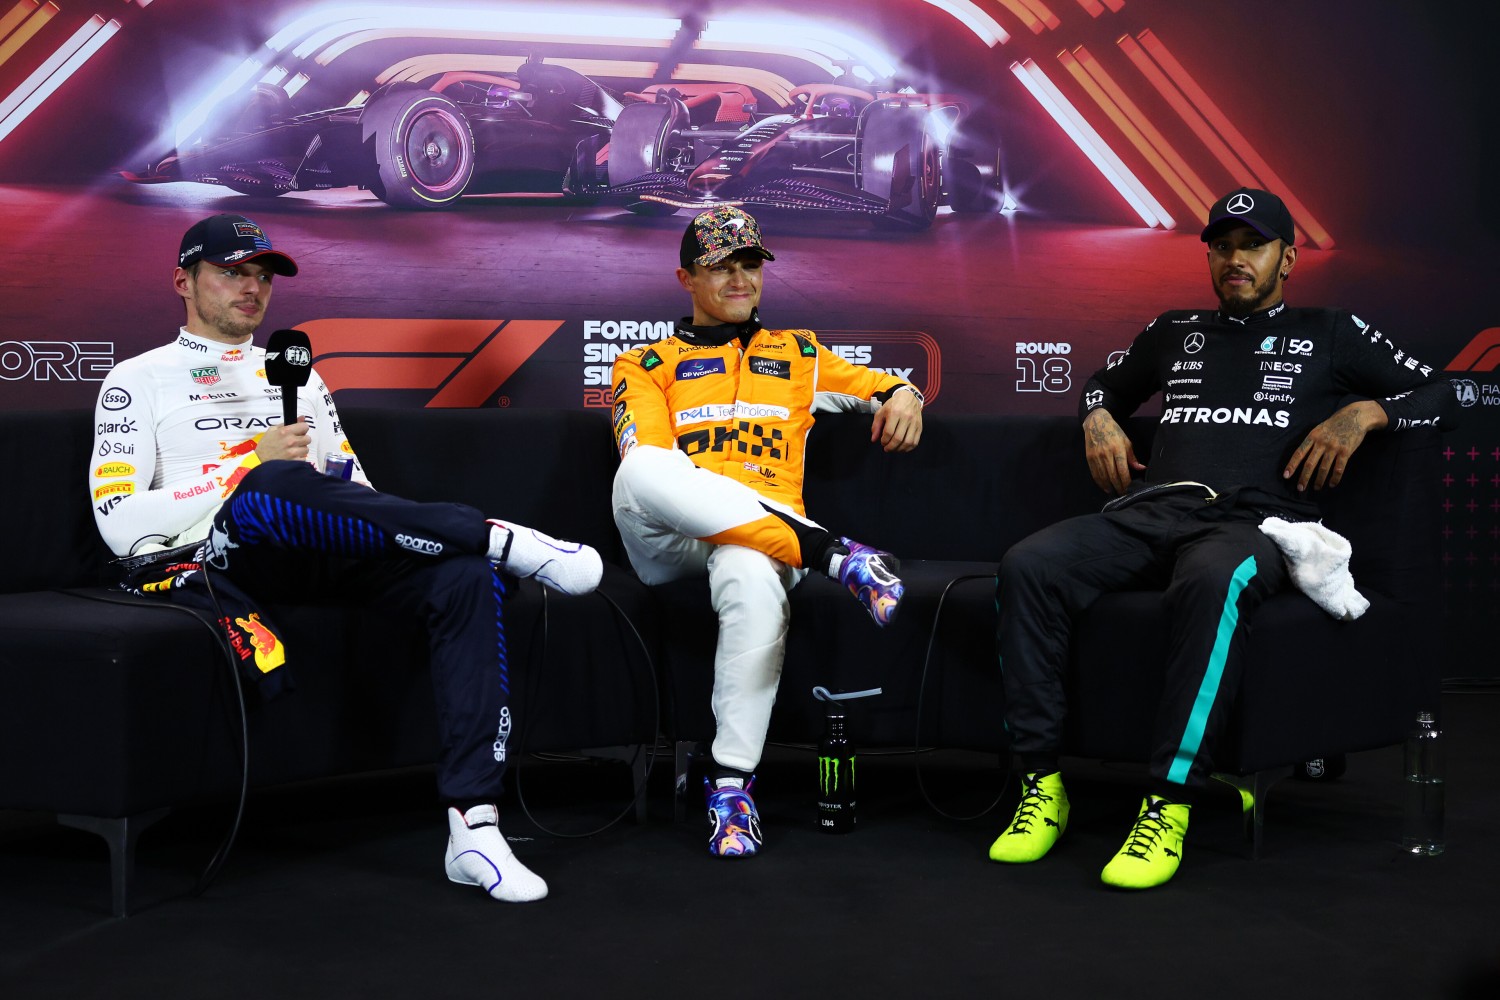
(680, 205), (776, 268)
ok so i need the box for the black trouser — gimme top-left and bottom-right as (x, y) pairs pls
(996, 492), (1290, 790)
(199, 461), (513, 803)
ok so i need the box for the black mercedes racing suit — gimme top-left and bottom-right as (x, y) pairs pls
(997, 302), (1457, 790)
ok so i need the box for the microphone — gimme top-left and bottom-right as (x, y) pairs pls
(264, 328), (313, 428)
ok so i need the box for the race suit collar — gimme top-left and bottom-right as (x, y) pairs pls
(676, 309), (763, 349)
(1218, 300), (1288, 326)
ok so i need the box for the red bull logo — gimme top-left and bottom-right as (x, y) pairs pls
(234, 613), (286, 674)
(219, 437), (258, 460)
(217, 465), (251, 498)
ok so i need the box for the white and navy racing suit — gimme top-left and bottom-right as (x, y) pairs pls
(610, 318), (919, 774)
(997, 303), (1458, 792)
(90, 329), (519, 804)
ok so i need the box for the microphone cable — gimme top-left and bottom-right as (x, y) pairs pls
(912, 573), (1011, 821)
(512, 584), (661, 839)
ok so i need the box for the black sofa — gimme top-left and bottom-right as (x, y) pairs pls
(0, 407), (659, 916)
(0, 406), (1441, 913)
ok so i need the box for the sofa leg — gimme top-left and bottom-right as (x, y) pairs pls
(579, 745), (649, 824)
(57, 808), (170, 918)
(673, 740), (705, 824)
(1209, 768), (1291, 860)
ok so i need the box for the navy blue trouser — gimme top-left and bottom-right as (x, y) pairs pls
(200, 460), (513, 803)
(996, 492), (1290, 789)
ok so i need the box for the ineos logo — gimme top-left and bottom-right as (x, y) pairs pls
(1184, 333), (1205, 354)
(1227, 192), (1254, 214)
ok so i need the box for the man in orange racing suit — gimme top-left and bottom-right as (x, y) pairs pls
(610, 206), (924, 858)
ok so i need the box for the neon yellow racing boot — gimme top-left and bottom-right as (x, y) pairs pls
(988, 771), (1069, 863)
(1100, 795), (1190, 889)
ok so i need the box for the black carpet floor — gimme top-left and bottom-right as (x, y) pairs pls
(2, 692), (1496, 1000)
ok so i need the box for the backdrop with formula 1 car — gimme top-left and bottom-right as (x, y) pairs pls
(0, 0), (1497, 672)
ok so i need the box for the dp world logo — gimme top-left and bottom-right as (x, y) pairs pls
(1227, 192), (1254, 214)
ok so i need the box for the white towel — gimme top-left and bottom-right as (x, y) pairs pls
(1258, 517), (1369, 621)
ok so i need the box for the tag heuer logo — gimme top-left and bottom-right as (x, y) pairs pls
(191, 366), (221, 386)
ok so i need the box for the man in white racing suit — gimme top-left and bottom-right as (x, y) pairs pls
(610, 206), (924, 858)
(90, 214), (602, 902)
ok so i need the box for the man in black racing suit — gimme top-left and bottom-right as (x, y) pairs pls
(987, 188), (1459, 889)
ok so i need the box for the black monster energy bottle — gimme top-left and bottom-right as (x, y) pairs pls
(817, 707), (856, 833)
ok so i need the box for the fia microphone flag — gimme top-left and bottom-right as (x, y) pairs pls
(265, 328), (312, 426)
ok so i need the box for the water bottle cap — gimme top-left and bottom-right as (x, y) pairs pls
(812, 685), (882, 703)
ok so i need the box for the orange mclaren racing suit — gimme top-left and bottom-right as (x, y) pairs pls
(610, 321), (919, 772)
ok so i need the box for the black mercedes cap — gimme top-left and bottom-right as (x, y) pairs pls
(1200, 187), (1295, 245)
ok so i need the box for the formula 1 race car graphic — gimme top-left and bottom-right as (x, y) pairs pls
(567, 82), (993, 229)
(121, 60), (620, 208)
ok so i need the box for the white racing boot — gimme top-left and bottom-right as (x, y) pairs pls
(444, 804), (548, 902)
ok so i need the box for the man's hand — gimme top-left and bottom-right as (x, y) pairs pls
(1284, 400), (1387, 491)
(255, 418), (312, 463)
(871, 388), (923, 453)
(1084, 408), (1145, 495)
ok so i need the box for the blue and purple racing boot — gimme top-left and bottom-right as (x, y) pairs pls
(705, 777), (763, 858)
(836, 537), (904, 627)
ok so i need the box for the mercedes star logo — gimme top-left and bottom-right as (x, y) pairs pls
(1227, 192), (1254, 215)
(1184, 332), (1205, 354)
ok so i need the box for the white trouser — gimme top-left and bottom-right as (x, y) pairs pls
(612, 446), (810, 771)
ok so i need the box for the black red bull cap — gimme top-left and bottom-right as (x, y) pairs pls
(178, 214), (299, 276)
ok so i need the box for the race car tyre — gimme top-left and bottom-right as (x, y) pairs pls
(609, 98), (685, 216)
(856, 103), (940, 230)
(361, 91), (475, 209)
(946, 157), (988, 213)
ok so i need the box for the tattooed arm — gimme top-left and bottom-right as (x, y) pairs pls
(1083, 407), (1146, 495)
(1282, 399), (1388, 491)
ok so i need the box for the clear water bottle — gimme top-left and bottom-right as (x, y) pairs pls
(1401, 710), (1445, 856)
(817, 707), (856, 834)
